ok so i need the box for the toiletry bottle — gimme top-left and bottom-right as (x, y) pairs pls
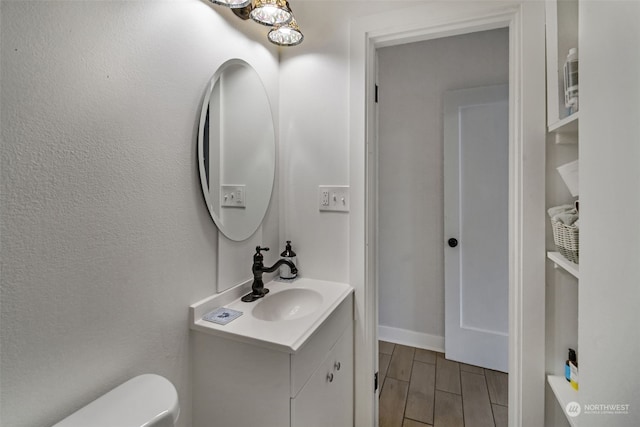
(569, 351), (579, 390)
(564, 48), (579, 113)
(279, 240), (297, 279)
(565, 349), (576, 382)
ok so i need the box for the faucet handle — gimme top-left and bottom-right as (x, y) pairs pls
(254, 246), (270, 263)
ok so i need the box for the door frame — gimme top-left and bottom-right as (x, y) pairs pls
(349, 2), (546, 426)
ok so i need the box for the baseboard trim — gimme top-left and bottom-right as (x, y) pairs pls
(378, 325), (445, 353)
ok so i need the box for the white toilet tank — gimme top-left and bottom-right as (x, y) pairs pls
(52, 374), (180, 427)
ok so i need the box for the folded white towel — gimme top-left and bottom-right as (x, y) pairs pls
(547, 204), (574, 218)
(554, 211), (579, 226)
(548, 204), (579, 226)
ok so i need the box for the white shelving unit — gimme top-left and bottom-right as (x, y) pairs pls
(548, 251), (579, 279)
(549, 111), (579, 133)
(545, 1), (580, 425)
(549, 112), (579, 144)
(547, 375), (580, 427)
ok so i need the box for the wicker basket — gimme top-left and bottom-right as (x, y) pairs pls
(551, 218), (579, 264)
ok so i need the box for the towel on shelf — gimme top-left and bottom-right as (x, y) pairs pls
(547, 204), (573, 218)
(547, 204), (579, 227)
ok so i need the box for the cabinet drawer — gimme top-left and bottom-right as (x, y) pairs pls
(290, 293), (352, 397)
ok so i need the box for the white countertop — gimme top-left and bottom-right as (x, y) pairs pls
(190, 278), (354, 353)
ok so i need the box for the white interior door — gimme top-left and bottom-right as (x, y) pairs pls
(444, 85), (509, 373)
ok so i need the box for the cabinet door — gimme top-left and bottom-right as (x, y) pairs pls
(291, 323), (353, 427)
(328, 322), (354, 426)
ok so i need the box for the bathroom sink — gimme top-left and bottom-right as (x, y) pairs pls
(252, 288), (323, 321)
(191, 278), (354, 352)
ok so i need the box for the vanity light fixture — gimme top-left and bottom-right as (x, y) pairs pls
(208, 0), (303, 46)
(249, 0), (292, 26)
(209, 0), (252, 9)
(268, 17), (303, 46)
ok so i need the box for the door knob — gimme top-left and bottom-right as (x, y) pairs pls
(448, 238), (458, 248)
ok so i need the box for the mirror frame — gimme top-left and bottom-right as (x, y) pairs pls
(197, 58), (276, 241)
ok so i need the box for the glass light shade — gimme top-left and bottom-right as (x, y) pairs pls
(250, 0), (292, 26)
(268, 18), (303, 46)
(209, 0), (252, 9)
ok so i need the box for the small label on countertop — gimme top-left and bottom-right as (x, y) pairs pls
(203, 307), (243, 325)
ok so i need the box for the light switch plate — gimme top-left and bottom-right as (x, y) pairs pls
(221, 185), (246, 208)
(318, 185), (350, 212)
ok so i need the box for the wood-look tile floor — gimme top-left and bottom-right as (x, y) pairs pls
(378, 341), (508, 427)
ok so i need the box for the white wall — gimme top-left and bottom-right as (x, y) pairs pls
(376, 29), (509, 345)
(0, 2), (279, 426)
(579, 2), (640, 426)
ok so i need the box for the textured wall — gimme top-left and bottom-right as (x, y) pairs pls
(376, 29), (509, 340)
(0, 1), (278, 426)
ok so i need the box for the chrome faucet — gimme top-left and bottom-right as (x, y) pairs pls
(241, 246), (298, 302)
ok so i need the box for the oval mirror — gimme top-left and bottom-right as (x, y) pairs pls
(198, 59), (276, 241)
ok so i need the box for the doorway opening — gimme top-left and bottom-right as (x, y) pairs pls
(348, 3), (546, 426)
(375, 28), (509, 427)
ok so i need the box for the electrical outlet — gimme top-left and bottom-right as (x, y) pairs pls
(318, 185), (349, 212)
(321, 189), (330, 206)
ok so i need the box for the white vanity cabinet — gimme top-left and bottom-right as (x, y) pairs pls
(192, 293), (353, 427)
(291, 322), (353, 427)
